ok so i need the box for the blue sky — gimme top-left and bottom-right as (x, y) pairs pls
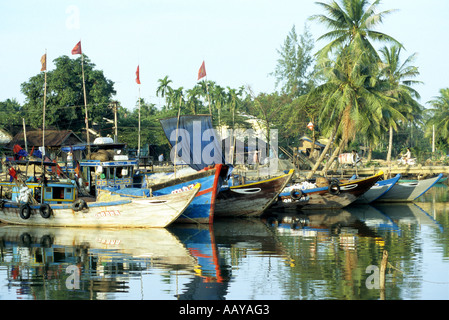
(1, 0), (448, 112)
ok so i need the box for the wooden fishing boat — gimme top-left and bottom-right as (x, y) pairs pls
(354, 174), (401, 204)
(67, 149), (228, 224)
(143, 164), (229, 224)
(0, 175), (201, 227)
(374, 173), (443, 203)
(214, 169), (294, 217)
(158, 114), (233, 224)
(271, 171), (383, 211)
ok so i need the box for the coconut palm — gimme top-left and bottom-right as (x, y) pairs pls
(156, 76), (173, 110)
(305, 0), (402, 179)
(310, 0), (402, 61)
(306, 46), (396, 179)
(379, 45), (423, 164)
(427, 88), (449, 145)
(186, 86), (203, 115)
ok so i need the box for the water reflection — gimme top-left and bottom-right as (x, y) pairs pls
(0, 187), (448, 300)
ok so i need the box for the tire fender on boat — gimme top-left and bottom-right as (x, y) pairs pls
(290, 189), (304, 200)
(329, 183), (340, 195)
(39, 203), (52, 219)
(72, 199), (88, 212)
(19, 204), (31, 219)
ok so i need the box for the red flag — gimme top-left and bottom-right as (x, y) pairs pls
(136, 65), (141, 84)
(198, 61), (206, 80)
(71, 41), (82, 55)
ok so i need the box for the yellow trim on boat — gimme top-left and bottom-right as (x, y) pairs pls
(229, 169), (294, 189)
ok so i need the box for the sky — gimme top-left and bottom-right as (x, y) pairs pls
(1, 0), (448, 112)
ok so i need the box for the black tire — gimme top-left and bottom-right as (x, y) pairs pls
(329, 183), (340, 195)
(19, 204), (31, 220)
(72, 199), (87, 212)
(39, 203), (52, 219)
(290, 189), (303, 200)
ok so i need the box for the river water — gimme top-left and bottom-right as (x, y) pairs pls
(0, 183), (448, 301)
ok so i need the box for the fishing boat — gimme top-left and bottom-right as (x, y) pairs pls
(374, 173), (443, 203)
(353, 174), (401, 204)
(271, 171), (383, 211)
(0, 180), (200, 228)
(214, 169), (294, 217)
(61, 138), (229, 224)
(158, 115), (232, 223)
(144, 164), (228, 224)
(0, 159), (200, 228)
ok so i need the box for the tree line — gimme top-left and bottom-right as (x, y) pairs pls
(1, 0), (449, 171)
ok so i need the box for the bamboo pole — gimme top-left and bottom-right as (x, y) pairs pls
(138, 85), (141, 157)
(380, 250), (388, 292)
(81, 53), (91, 154)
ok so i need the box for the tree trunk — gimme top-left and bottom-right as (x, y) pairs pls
(321, 138), (345, 176)
(386, 125), (393, 165)
(306, 122), (339, 180)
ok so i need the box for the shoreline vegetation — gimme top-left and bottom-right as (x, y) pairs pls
(2, 0), (449, 176)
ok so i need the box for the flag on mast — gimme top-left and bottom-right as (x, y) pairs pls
(40, 53), (47, 71)
(136, 65), (141, 84)
(71, 41), (82, 55)
(198, 61), (206, 80)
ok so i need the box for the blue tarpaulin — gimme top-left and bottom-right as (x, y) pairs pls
(160, 115), (227, 171)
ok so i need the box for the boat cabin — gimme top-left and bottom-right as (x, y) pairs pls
(0, 160), (77, 205)
(9, 180), (77, 204)
(78, 158), (139, 197)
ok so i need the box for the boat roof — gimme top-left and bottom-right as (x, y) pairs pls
(79, 159), (138, 167)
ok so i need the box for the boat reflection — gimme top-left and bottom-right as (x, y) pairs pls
(262, 201), (443, 239)
(0, 202), (443, 300)
(372, 203), (444, 233)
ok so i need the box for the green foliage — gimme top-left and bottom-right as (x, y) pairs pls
(270, 24), (316, 97)
(20, 54), (116, 135)
(1, 0), (447, 163)
(0, 99), (23, 133)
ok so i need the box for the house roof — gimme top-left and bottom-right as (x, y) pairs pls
(8, 130), (84, 148)
(300, 136), (326, 148)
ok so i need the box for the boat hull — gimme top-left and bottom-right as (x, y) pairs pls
(214, 169), (294, 217)
(374, 174), (443, 202)
(354, 174), (401, 204)
(0, 185), (200, 228)
(272, 172), (383, 211)
(148, 164), (227, 224)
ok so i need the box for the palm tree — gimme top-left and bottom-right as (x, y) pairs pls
(186, 86), (203, 115)
(156, 76), (173, 110)
(306, 47), (394, 179)
(305, 0), (402, 179)
(427, 88), (449, 147)
(310, 0), (402, 61)
(211, 85), (226, 126)
(379, 45), (422, 164)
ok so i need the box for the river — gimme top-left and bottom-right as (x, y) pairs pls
(0, 183), (448, 301)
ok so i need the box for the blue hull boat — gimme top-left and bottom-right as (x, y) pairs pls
(145, 164), (228, 224)
(354, 174), (401, 204)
